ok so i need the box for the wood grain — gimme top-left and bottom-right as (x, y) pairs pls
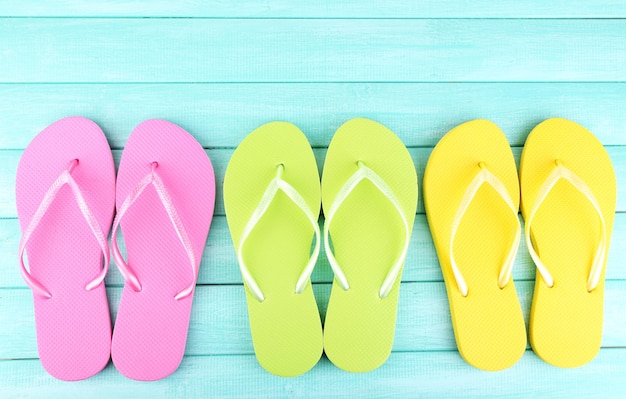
(2, 83), (626, 149)
(2, 280), (625, 360)
(2, 213), (626, 289)
(3, 0), (626, 18)
(1, 19), (625, 83)
(1, 3), (625, 395)
(2, 146), (626, 218)
(1, 350), (626, 398)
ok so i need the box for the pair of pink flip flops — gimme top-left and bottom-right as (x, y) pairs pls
(16, 117), (215, 381)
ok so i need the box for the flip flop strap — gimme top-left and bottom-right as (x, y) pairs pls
(19, 159), (110, 299)
(111, 162), (198, 300)
(237, 164), (321, 303)
(449, 162), (521, 297)
(324, 161), (410, 299)
(525, 160), (607, 292)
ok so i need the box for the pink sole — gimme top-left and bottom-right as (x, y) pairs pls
(15, 116), (115, 381)
(111, 120), (215, 381)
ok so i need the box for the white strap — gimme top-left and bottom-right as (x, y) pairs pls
(324, 161), (410, 299)
(449, 162), (521, 297)
(525, 160), (607, 292)
(18, 159), (110, 299)
(111, 162), (198, 300)
(237, 164), (321, 303)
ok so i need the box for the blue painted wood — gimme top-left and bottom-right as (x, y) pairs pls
(2, 213), (626, 289)
(1, 351), (626, 399)
(2, 280), (625, 359)
(1, 19), (625, 83)
(3, 0), (626, 18)
(2, 146), (626, 218)
(1, 3), (625, 397)
(2, 83), (626, 149)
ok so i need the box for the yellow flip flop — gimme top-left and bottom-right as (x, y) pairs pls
(321, 118), (418, 372)
(521, 118), (616, 368)
(224, 122), (323, 377)
(423, 120), (527, 371)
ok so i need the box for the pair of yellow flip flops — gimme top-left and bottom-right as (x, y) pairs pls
(424, 118), (616, 371)
(224, 118), (418, 376)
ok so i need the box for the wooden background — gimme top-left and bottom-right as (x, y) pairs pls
(1, 1), (625, 397)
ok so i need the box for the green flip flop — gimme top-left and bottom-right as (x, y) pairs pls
(224, 122), (323, 377)
(321, 118), (418, 372)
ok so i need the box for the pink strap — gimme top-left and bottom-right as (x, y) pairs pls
(111, 162), (198, 300)
(18, 159), (110, 299)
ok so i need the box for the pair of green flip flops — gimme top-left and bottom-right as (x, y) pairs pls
(224, 118), (418, 376)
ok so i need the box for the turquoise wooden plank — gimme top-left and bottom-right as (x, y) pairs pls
(2, 213), (626, 288)
(2, 350), (626, 398)
(3, 83), (626, 149)
(1, 8), (625, 397)
(4, 0), (626, 18)
(2, 280), (625, 359)
(1, 19), (625, 82)
(2, 146), (626, 218)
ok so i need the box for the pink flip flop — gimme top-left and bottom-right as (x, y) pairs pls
(16, 116), (115, 381)
(110, 119), (215, 381)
